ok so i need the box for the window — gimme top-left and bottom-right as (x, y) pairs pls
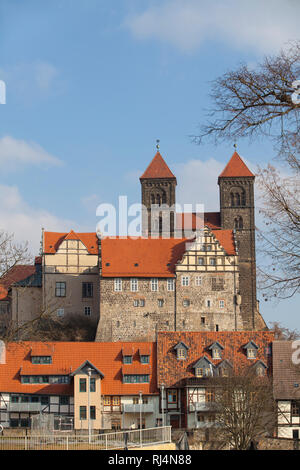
(79, 378), (86, 392)
(31, 356), (52, 364)
(151, 278), (158, 292)
(90, 406), (96, 420)
(111, 419), (122, 430)
(293, 430), (299, 440)
(140, 355), (150, 364)
(291, 402), (300, 417)
(123, 355), (132, 364)
(140, 299), (145, 307)
(130, 278), (138, 292)
(112, 396), (121, 406)
(114, 278), (122, 292)
(177, 348), (187, 360)
(84, 306), (92, 316)
(90, 377), (96, 392)
(41, 396), (49, 405)
(79, 406), (86, 420)
(57, 308), (64, 317)
(256, 366), (265, 376)
(103, 396), (111, 406)
(158, 299), (164, 307)
(247, 348), (257, 359)
(201, 317), (205, 325)
(195, 276), (202, 286)
(181, 276), (189, 287)
(133, 397), (139, 404)
(59, 396), (69, 405)
(205, 389), (215, 403)
(167, 390), (177, 404)
(209, 258), (216, 266)
(197, 257), (204, 265)
(133, 299), (139, 307)
(183, 299), (190, 307)
(123, 375), (150, 384)
(55, 282), (66, 297)
(215, 324), (219, 332)
(206, 299), (211, 308)
(82, 282), (93, 298)
(234, 216), (243, 230)
(211, 277), (225, 291)
(212, 348), (221, 359)
(167, 279), (175, 291)
(195, 368), (203, 378)
(219, 300), (225, 308)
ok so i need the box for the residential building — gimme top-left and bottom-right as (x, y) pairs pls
(273, 341), (300, 439)
(0, 341), (158, 431)
(156, 331), (274, 429)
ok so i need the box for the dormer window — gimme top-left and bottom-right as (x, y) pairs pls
(208, 342), (224, 360)
(193, 356), (215, 377)
(243, 341), (259, 360)
(218, 360), (233, 377)
(174, 342), (189, 360)
(123, 355), (132, 364)
(253, 360), (268, 376)
(31, 356), (52, 364)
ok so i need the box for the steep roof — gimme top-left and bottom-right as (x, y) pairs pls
(44, 231), (99, 255)
(219, 151), (254, 178)
(0, 265), (37, 300)
(101, 230), (236, 278)
(176, 212), (221, 231)
(0, 341), (157, 396)
(140, 152), (176, 180)
(157, 331), (274, 388)
(272, 341), (300, 400)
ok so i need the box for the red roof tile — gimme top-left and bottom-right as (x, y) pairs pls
(44, 232), (99, 255)
(219, 152), (254, 178)
(0, 265), (37, 299)
(0, 341), (157, 396)
(157, 331), (274, 388)
(122, 365), (151, 375)
(140, 152), (176, 180)
(176, 212), (221, 230)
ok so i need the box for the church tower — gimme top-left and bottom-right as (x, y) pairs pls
(218, 151), (258, 330)
(140, 151), (177, 237)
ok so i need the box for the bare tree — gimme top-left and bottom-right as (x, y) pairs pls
(0, 230), (31, 278)
(269, 321), (300, 340)
(192, 41), (300, 299)
(214, 371), (275, 450)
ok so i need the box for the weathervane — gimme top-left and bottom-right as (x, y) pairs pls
(233, 143), (237, 150)
(156, 139), (160, 151)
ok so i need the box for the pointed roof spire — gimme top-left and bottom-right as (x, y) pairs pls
(219, 151), (254, 178)
(140, 151), (176, 180)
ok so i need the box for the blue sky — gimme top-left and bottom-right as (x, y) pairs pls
(0, 0), (299, 329)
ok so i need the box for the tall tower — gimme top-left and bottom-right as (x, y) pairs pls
(140, 151), (177, 237)
(218, 151), (257, 330)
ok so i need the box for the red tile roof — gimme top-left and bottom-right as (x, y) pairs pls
(101, 237), (188, 278)
(44, 231), (99, 255)
(140, 152), (176, 180)
(0, 341), (157, 396)
(122, 365), (151, 375)
(101, 230), (236, 278)
(0, 265), (37, 300)
(219, 152), (255, 178)
(157, 331), (274, 388)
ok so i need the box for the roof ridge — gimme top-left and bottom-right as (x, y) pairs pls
(219, 151), (254, 178)
(140, 152), (176, 180)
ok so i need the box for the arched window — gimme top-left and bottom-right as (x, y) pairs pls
(230, 193), (235, 207)
(151, 194), (155, 205)
(234, 216), (243, 229)
(156, 194), (161, 205)
(162, 190), (167, 205)
(235, 193), (241, 206)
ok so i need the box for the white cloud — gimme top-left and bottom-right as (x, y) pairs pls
(0, 136), (62, 171)
(125, 0), (300, 54)
(0, 184), (76, 253)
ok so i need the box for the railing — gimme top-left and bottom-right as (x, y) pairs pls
(192, 402), (218, 412)
(0, 426), (172, 450)
(122, 403), (154, 413)
(8, 403), (44, 412)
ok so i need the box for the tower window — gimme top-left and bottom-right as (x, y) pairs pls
(234, 216), (243, 230)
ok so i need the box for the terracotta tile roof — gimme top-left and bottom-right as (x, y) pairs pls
(140, 152), (176, 180)
(44, 231), (99, 255)
(176, 212), (221, 231)
(122, 365), (151, 375)
(0, 265), (37, 300)
(30, 344), (55, 356)
(101, 237), (188, 278)
(211, 229), (236, 255)
(157, 331), (274, 388)
(272, 341), (300, 400)
(122, 345), (135, 356)
(139, 345), (152, 355)
(0, 341), (157, 396)
(219, 151), (255, 178)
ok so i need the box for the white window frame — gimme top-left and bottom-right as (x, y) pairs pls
(195, 276), (202, 286)
(167, 279), (175, 291)
(219, 300), (225, 308)
(130, 278), (138, 292)
(114, 278), (122, 292)
(181, 276), (190, 287)
(151, 278), (158, 292)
